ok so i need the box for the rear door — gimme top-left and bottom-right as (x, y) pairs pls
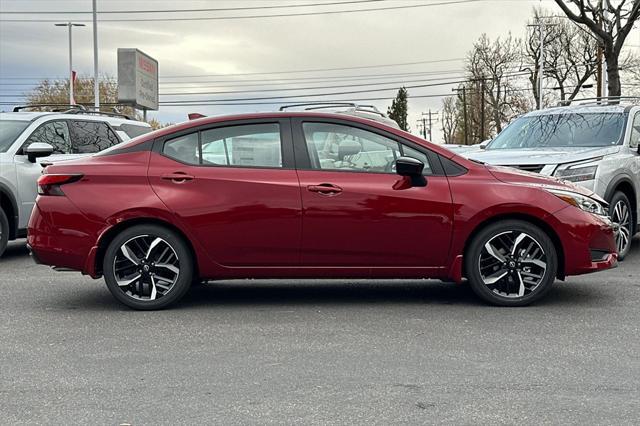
(292, 118), (454, 268)
(148, 118), (302, 267)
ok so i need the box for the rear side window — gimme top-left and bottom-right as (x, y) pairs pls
(68, 120), (121, 153)
(119, 123), (152, 139)
(162, 123), (283, 168)
(24, 121), (72, 154)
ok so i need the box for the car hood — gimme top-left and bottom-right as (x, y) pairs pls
(466, 146), (619, 166)
(487, 165), (605, 203)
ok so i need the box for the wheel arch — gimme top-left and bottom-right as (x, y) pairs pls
(604, 175), (637, 234)
(0, 183), (18, 240)
(462, 213), (566, 280)
(94, 217), (199, 278)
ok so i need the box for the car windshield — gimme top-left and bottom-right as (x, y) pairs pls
(0, 120), (30, 152)
(488, 113), (626, 149)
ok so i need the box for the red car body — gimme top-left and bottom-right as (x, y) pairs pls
(27, 112), (617, 306)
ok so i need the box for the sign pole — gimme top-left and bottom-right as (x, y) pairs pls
(93, 0), (99, 110)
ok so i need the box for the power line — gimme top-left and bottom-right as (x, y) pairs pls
(0, 0), (482, 22)
(0, 0), (384, 14)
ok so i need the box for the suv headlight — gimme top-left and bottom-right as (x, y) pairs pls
(554, 164), (598, 182)
(547, 189), (607, 216)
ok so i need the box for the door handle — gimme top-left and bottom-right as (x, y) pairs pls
(307, 183), (343, 195)
(161, 172), (195, 183)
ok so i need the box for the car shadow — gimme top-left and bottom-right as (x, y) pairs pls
(1, 240), (29, 260)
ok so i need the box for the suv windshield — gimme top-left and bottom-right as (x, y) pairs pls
(0, 120), (30, 152)
(488, 112), (626, 149)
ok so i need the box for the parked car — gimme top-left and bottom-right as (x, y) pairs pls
(0, 106), (151, 257)
(465, 101), (640, 259)
(28, 110), (617, 310)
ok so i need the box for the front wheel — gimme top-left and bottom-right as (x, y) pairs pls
(609, 191), (633, 261)
(103, 224), (194, 310)
(465, 220), (558, 307)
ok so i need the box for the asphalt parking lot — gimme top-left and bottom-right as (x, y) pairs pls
(1, 238), (639, 425)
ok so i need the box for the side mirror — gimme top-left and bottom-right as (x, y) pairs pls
(25, 142), (54, 163)
(480, 140), (491, 150)
(395, 156), (426, 187)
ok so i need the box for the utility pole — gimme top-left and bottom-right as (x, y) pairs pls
(528, 20), (557, 109)
(92, 0), (99, 110)
(480, 78), (486, 141)
(452, 87), (468, 145)
(54, 22), (85, 105)
(601, 0), (609, 98)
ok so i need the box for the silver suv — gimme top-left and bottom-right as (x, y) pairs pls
(0, 106), (151, 257)
(466, 100), (640, 259)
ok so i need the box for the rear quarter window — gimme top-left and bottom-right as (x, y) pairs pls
(68, 120), (121, 153)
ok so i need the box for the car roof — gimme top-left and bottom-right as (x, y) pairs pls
(523, 104), (630, 117)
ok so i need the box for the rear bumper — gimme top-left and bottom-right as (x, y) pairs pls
(27, 197), (99, 275)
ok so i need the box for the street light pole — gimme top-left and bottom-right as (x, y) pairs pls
(54, 22), (85, 105)
(92, 0), (99, 110)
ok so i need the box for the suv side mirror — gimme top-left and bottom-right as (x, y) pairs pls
(25, 142), (54, 163)
(395, 156), (426, 187)
(337, 140), (361, 160)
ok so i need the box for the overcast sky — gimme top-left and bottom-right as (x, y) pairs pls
(1, 0), (639, 142)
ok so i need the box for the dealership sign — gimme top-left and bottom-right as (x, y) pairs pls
(117, 48), (159, 110)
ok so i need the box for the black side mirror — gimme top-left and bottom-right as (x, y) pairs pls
(395, 156), (427, 187)
(25, 142), (54, 163)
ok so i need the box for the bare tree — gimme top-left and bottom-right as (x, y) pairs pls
(467, 33), (526, 134)
(524, 8), (598, 105)
(553, 0), (640, 98)
(441, 96), (459, 144)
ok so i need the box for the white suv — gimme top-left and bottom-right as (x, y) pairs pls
(0, 106), (151, 256)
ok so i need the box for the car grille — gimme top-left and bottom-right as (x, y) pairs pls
(500, 164), (545, 174)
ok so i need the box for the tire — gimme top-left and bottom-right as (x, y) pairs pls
(0, 208), (8, 258)
(609, 191), (633, 261)
(464, 220), (558, 307)
(103, 224), (194, 310)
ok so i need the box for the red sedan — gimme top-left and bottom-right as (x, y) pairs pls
(28, 112), (618, 309)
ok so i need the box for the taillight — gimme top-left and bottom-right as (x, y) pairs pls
(37, 174), (83, 196)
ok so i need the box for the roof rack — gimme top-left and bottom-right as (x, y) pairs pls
(279, 102), (386, 117)
(557, 96), (640, 106)
(13, 104), (86, 112)
(12, 104), (134, 120)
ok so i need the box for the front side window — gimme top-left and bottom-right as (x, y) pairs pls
(302, 122), (432, 174)
(0, 120), (30, 153)
(24, 121), (72, 154)
(631, 112), (640, 149)
(488, 113), (625, 150)
(68, 121), (121, 153)
(201, 123), (282, 168)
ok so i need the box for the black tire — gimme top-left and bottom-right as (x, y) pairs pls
(103, 224), (194, 310)
(465, 220), (558, 307)
(608, 191), (633, 261)
(0, 208), (8, 258)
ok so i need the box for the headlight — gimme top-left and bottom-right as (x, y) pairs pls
(554, 164), (598, 182)
(547, 189), (607, 216)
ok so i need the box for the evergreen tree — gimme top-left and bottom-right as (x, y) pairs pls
(387, 87), (409, 131)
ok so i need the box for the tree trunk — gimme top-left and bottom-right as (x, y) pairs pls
(605, 49), (622, 98)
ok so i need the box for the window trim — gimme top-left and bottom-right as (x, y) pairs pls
(291, 117), (444, 176)
(154, 118), (296, 170)
(630, 111), (640, 150)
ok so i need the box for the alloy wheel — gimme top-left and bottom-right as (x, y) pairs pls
(478, 231), (547, 298)
(113, 235), (180, 301)
(611, 200), (632, 255)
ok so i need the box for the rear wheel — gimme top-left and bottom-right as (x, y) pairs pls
(465, 220), (558, 307)
(0, 209), (8, 258)
(103, 224), (194, 310)
(609, 191), (633, 261)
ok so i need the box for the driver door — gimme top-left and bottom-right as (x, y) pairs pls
(292, 119), (454, 268)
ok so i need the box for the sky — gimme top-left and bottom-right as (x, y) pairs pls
(1, 0), (639, 143)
